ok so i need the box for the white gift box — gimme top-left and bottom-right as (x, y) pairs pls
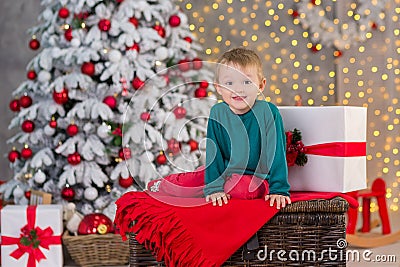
(278, 106), (367, 192)
(1, 205), (63, 267)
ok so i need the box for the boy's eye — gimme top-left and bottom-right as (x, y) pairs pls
(244, 80), (252, 85)
(224, 81), (233, 86)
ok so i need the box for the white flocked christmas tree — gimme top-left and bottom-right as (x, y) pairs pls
(1, 0), (215, 219)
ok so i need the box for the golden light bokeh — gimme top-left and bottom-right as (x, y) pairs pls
(178, 0), (400, 211)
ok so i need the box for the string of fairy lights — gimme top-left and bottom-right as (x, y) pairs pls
(178, 0), (400, 212)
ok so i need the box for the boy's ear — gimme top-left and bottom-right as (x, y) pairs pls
(259, 78), (266, 92)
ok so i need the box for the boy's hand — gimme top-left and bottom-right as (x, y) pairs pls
(265, 194), (291, 209)
(206, 192), (231, 206)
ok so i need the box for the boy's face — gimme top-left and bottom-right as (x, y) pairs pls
(215, 63), (266, 115)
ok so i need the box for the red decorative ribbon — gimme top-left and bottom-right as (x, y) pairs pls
(1, 206), (61, 267)
(305, 142), (366, 157)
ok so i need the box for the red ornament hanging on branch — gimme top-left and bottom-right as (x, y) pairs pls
(194, 87), (207, 98)
(67, 152), (81, 165)
(156, 152), (167, 165)
(61, 185), (75, 201)
(21, 120), (35, 133)
(132, 77), (145, 90)
(168, 15), (181, 27)
(53, 88), (69, 105)
(140, 112), (151, 121)
(192, 58), (203, 70)
(25, 190), (31, 199)
(177, 59), (191, 72)
(8, 149), (20, 163)
(188, 139), (199, 152)
(199, 80), (209, 89)
(49, 117), (57, 128)
(153, 24), (166, 38)
(98, 19), (111, 32)
(66, 124), (79, 136)
(118, 176), (134, 188)
(119, 147), (131, 160)
(58, 7), (70, 19)
(81, 62), (95, 76)
(9, 99), (20, 112)
(27, 70), (37, 80)
(183, 36), (192, 43)
(173, 106), (186, 119)
(64, 28), (73, 42)
(126, 43), (140, 52)
(167, 138), (181, 155)
(29, 38), (40, 50)
(21, 146), (33, 159)
(103, 95), (117, 109)
(19, 95), (32, 108)
(129, 17), (139, 28)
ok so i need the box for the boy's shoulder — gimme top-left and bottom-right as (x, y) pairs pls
(210, 101), (229, 114)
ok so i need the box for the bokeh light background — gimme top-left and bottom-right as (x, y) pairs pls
(178, 0), (400, 212)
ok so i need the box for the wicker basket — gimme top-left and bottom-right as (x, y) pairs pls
(63, 231), (129, 267)
(129, 197), (349, 267)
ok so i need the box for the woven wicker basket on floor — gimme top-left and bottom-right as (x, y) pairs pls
(129, 197), (349, 267)
(63, 231), (129, 267)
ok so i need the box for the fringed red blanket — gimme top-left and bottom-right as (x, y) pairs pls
(115, 191), (358, 267)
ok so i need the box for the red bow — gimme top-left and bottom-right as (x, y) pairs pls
(1, 206), (61, 267)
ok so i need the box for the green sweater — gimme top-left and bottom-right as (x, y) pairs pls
(204, 100), (290, 197)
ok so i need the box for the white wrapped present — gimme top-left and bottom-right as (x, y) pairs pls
(278, 106), (367, 192)
(1, 205), (63, 267)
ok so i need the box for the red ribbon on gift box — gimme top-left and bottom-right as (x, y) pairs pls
(305, 142), (366, 157)
(2, 206), (61, 267)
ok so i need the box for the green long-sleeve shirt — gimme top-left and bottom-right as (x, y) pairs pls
(204, 100), (290, 197)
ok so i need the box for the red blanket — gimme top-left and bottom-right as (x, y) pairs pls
(115, 192), (358, 267)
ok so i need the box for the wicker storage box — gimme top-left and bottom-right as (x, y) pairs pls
(129, 197), (349, 266)
(63, 231), (129, 267)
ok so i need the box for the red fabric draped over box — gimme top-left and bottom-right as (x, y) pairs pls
(305, 142), (366, 157)
(115, 192), (358, 267)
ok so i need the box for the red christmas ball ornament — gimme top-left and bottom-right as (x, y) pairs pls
(66, 124), (79, 136)
(167, 138), (181, 155)
(49, 118), (57, 128)
(22, 120), (35, 133)
(19, 95), (33, 108)
(169, 15), (181, 27)
(192, 58), (203, 70)
(81, 62), (95, 76)
(199, 80), (209, 89)
(21, 147), (33, 159)
(119, 176), (134, 188)
(126, 43), (140, 52)
(129, 17), (139, 28)
(67, 152), (81, 165)
(177, 59), (191, 72)
(173, 106), (186, 119)
(292, 10), (299, 18)
(310, 0), (317, 5)
(98, 19), (111, 32)
(58, 7), (70, 19)
(27, 70), (37, 80)
(53, 88), (69, 105)
(194, 87), (207, 98)
(103, 95), (117, 109)
(78, 213), (114, 235)
(116, 0), (124, 3)
(188, 139), (199, 152)
(183, 36), (192, 43)
(153, 25), (166, 38)
(310, 44), (320, 53)
(140, 112), (151, 121)
(8, 149), (20, 163)
(61, 186), (75, 201)
(64, 28), (73, 42)
(29, 39), (40, 50)
(156, 152), (167, 165)
(132, 77), (145, 90)
(119, 147), (131, 160)
(371, 22), (378, 29)
(9, 99), (20, 112)
(25, 191), (31, 199)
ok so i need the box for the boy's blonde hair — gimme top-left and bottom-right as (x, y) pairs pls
(216, 47), (264, 83)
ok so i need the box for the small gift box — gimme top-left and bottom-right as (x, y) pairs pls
(1, 205), (63, 267)
(278, 106), (367, 192)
